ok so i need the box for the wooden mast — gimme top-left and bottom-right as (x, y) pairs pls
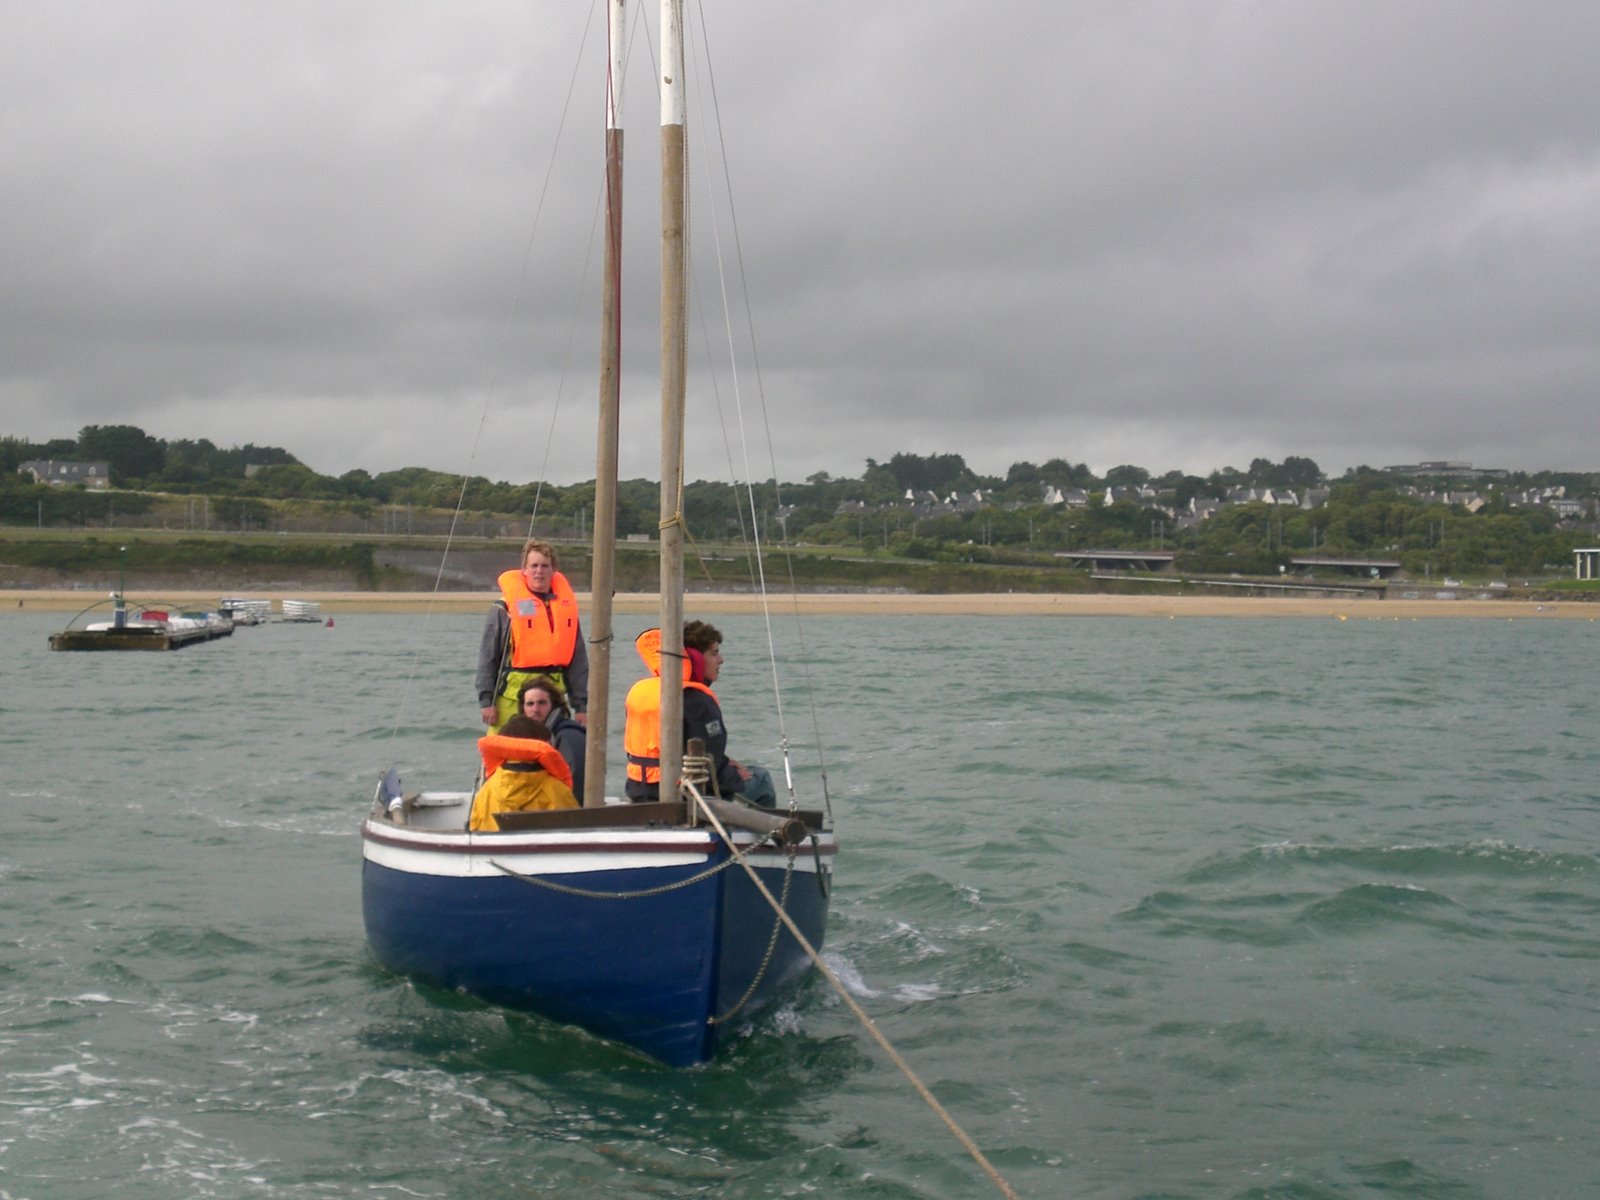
(584, 0), (626, 807)
(657, 0), (687, 804)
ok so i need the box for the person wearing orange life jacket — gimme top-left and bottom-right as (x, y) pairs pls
(622, 626), (697, 801)
(476, 539), (589, 729)
(623, 621), (776, 804)
(468, 715), (578, 831)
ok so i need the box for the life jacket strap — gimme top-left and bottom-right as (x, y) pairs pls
(625, 751), (661, 783)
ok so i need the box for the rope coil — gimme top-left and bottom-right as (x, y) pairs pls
(681, 751), (713, 790)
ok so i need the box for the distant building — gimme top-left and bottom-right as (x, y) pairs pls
(1382, 461), (1508, 480)
(1502, 487), (1589, 519)
(1225, 486), (1296, 506)
(1103, 484), (1162, 507)
(17, 460), (111, 490)
(1403, 487), (1487, 513)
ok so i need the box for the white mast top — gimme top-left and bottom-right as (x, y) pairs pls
(659, 0), (685, 128)
(606, 0), (626, 132)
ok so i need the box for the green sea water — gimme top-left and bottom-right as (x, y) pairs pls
(3, 608), (1598, 1199)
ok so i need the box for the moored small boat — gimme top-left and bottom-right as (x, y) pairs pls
(49, 598), (234, 651)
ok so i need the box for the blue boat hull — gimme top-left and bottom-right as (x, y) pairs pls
(361, 822), (832, 1066)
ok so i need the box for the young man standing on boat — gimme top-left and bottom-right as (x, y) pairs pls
(623, 620), (776, 805)
(476, 539), (589, 729)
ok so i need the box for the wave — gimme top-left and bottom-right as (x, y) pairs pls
(1183, 839), (1600, 884)
(1295, 882), (1467, 934)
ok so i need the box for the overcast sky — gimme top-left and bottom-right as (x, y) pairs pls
(5, 1), (1598, 487)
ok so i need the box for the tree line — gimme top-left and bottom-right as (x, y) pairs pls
(4, 426), (1597, 581)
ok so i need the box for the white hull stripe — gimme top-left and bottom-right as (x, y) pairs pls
(362, 820), (836, 878)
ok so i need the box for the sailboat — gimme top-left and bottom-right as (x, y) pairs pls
(360, 0), (837, 1068)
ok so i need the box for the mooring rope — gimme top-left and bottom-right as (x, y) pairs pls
(683, 782), (1022, 1200)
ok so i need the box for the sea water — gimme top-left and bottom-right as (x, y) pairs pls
(2, 608), (1597, 1199)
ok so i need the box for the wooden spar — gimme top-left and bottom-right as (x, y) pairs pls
(685, 738), (809, 845)
(584, 0), (627, 807)
(697, 794), (812, 846)
(657, 0), (687, 806)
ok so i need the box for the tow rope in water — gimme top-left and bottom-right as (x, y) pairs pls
(686, 782), (1022, 1200)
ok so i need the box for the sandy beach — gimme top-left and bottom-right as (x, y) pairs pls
(4, 588), (1592, 619)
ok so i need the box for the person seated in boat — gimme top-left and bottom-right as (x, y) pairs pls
(682, 620), (777, 804)
(623, 621), (777, 805)
(468, 715), (578, 831)
(476, 539), (589, 730)
(517, 675), (586, 801)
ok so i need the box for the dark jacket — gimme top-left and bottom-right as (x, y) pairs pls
(682, 686), (743, 798)
(546, 708), (587, 801)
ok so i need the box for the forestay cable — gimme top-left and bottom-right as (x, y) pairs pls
(685, 781), (1023, 1200)
(683, 4), (834, 822)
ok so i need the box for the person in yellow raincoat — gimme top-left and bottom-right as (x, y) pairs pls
(468, 715), (578, 831)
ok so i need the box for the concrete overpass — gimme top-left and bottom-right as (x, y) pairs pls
(1054, 549), (1176, 572)
(1290, 556), (1403, 579)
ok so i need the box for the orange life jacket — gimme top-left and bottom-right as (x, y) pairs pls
(496, 569), (580, 670)
(477, 733), (574, 789)
(623, 628), (715, 786)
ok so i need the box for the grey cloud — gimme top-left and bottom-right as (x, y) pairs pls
(4, 1), (1597, 487)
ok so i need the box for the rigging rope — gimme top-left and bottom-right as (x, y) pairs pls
(683, 11), (835, 823)
(684, 782), (1022, 1200)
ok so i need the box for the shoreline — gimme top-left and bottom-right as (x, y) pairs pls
(3, 589), (1593, 619)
